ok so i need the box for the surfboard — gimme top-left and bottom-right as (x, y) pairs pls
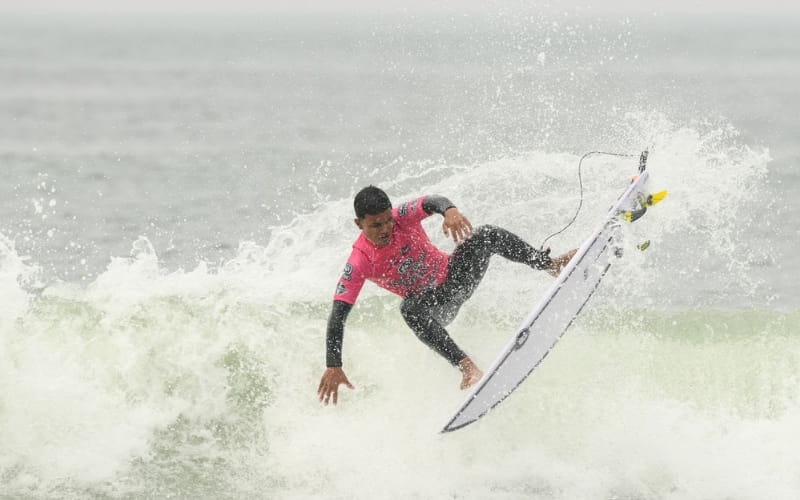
(441, 151), (665, 433)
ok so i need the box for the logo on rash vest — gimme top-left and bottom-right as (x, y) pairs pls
(400, 244), (410, 255)
(390, 251), (433, 290)
(397, 257), (413, 274)
(335, 283), (347, 295)
(397, 199), (418, 218)
(341, 263), (353, 281)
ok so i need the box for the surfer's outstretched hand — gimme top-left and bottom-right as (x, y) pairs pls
(318, 367), (354, 405)
(458, 357), (483, 390)
(546, 249), (577, 277)
(442, 207), (473, 244)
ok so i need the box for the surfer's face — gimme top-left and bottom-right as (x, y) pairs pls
(355, 209), (394, 247)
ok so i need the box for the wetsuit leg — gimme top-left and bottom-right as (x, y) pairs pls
(400, 288), (467, 366)
(399, 225), (548, 365)
(444, 224), (550, 302)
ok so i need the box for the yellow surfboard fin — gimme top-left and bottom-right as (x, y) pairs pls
(642, 190), (667, 207)
(621, 190), (668, 222)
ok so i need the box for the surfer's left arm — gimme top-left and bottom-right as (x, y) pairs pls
(423, 195), (473, 243)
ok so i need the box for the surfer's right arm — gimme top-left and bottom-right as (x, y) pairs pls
(320, 251), (368, 405)
(318, 300), (356, 405)
(325, 300), (351, 368)
(320, 249), (367, 406)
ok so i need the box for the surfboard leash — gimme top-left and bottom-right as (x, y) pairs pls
(538, 150), (641, 251)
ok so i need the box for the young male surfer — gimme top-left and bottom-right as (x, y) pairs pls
(317, 186), (576, 405)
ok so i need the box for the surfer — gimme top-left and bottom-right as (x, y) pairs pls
(318, 186), (575, 405)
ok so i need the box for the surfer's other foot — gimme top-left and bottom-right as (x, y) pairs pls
(458, 357), (483, 390)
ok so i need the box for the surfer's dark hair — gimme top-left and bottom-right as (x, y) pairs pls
(354, 185), (392, 219)
(353, 185), (392, 219)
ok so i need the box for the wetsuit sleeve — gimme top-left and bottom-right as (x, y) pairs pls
(326, 300), (353, 367)
(422, 194), (456, 215)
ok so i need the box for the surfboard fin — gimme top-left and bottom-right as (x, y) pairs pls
(620, 190), (668, 222)
(621, 208), (645, 222)
(642, 190), (667, 208)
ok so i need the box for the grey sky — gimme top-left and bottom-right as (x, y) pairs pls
(2, 0), (799, 15)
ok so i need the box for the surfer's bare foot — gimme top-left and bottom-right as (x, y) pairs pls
(458, 357), (483, 390)
(546, 249), (577, 277)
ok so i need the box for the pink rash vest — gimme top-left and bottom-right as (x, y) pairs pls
(334, 196), (449, 305)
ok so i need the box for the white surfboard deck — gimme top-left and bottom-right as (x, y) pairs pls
(441, 166), (653, 433)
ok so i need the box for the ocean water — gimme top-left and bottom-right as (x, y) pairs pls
(1, 8), (799, 500)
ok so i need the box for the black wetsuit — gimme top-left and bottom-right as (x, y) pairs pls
(326, 196), (551, 368)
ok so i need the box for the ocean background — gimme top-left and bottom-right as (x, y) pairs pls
(1, 4), (798, 499)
